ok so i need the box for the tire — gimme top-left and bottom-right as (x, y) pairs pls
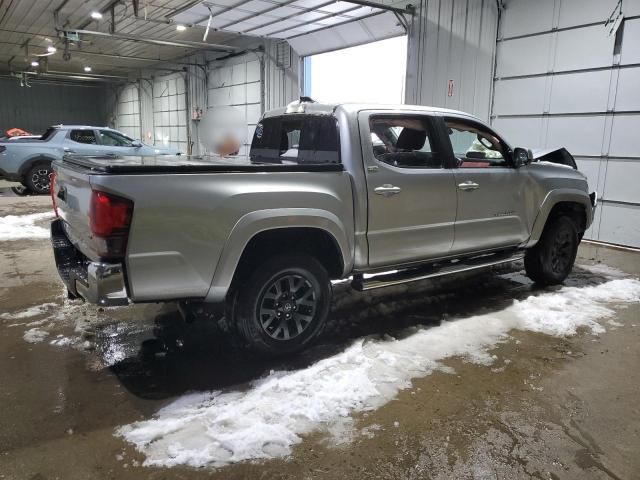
(25, 162), (52, 195)
(525, 215), (579, 286)
(10, 185), (31, 196)
(231, 253), (331, 356)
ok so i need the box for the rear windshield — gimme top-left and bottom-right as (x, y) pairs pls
(40, 127), (58, 141)
(250, 114), (340, 165)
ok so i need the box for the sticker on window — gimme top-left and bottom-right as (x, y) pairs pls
(255, 123), (264, 139)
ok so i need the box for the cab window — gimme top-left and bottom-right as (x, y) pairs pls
(99, 130), (133, 147)
(368, 115), (442, 169)
(445, 119), (507, 168)
(70, 130), (97, 144)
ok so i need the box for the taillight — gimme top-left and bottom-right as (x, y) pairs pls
(90, 190), (133, 259)
(50, 170), (58, 217)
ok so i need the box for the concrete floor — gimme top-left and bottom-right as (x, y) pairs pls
(1, 194), (639, 480)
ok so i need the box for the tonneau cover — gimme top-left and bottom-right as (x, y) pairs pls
(61, 154), (344, 174)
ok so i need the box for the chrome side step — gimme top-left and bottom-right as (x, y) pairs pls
(351, 250), (525, 291)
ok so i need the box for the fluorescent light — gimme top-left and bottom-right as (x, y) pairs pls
(84, 66), (92, 72)
(31, 60), (39, 67)
(90, 11), (103, 19)
(47, 45), (57, 53)
(176, 24), (187, 31)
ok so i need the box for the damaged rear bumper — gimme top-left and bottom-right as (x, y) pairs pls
(50, 219), (129, 307)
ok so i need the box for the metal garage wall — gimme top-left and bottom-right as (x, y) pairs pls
(492, 0), (640, 247)
(0, 77), (109, 134)
(406, 0), (499, 121)
(152, 73), (189, 153)
(208, 53), (263, 155)
(112, 83), (141, 140)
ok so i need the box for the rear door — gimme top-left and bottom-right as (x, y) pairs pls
(359, 111), (457, 267)
(442, 117), (530, 253)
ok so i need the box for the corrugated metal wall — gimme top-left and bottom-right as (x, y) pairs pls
(0, 77), (109, 134)
(405, 0), (499, 121)
(493, 0), (640, 247)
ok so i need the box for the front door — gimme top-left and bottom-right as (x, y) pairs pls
(443, 117), (530, 254)
(359, 111), (457, 267)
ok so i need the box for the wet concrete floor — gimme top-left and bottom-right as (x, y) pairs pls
(0, 195), (639, 479)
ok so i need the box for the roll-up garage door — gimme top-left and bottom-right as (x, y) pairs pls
(152, 73), (188, 153)
(492, 0), (640, 247)
(113, 83), (141, 141)
(208, 55), (262, 156)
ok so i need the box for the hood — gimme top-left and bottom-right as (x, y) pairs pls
(529, 147), (577, 169)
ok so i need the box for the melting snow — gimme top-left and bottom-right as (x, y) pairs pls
(116, 273), (640, 469)
(0, 212), (53, 241)
(23, 328), (49, 343)
(1, 303), (58, 321)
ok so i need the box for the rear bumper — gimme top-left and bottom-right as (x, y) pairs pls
(51, 219), (129, 307)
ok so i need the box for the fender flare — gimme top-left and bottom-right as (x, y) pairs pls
(17, 155), (58, 177)
(526, 188), (593, 247)
(205, 208), (353, 303)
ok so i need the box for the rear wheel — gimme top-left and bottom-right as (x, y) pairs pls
(231, 253), (331, 356)
(25, 162), (52, 195)
(525, 215), (578, 285)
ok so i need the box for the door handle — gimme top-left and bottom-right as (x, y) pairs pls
(458, 181), (479, 191)
(374, 184), (402, 197)
(63, 148), (75, 154)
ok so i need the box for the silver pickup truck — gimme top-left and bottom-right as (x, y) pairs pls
(50, 100), (597, 355)
(0, 125), (181, 194)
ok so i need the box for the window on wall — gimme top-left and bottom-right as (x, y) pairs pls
(305, 36), (407, 104)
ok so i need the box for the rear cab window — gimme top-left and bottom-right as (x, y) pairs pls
(70, 130), (97, 145)
(250, 115), (340, 165)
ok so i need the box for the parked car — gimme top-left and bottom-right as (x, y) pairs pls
(50, 100), (597, 355)
(0, 125), (182, 194)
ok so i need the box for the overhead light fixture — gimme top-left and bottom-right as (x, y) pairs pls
(84, 66), (92, 72)
(176, 24), (187, 31)
(31, 60), (39, 67)
(47, 45), (57, 53)
(90, 11), (103, 19)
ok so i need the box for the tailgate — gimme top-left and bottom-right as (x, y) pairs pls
(52, 160), (97, 260)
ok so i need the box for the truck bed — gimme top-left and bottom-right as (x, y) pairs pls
(62, 154), (344, 174)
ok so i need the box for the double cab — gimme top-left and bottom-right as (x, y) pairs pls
(50, 100), (596, 355)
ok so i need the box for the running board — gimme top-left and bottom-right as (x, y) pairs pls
(351, 251), (525, 291)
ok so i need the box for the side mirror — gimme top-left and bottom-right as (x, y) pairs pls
(132, 140), (143, 148)
(512, 147), (532, 168)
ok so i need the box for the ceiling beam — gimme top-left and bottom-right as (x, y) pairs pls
(67, 28), (239, 52)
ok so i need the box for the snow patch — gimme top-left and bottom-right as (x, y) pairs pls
(50, 335), (75, 347)
(1, 303), (58, 321)
(117, 276), (640, 469)
(0, 212), (53, 241)
(23, 328), (49, 343)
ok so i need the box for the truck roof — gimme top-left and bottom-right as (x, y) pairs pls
(262, 100), (484, 123)
(49, 125), (118, 131)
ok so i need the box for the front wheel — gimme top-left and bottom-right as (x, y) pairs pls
(25, 162), (52, 195)
(525, 215), (579, 285)
(231, 253), (331, 356)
